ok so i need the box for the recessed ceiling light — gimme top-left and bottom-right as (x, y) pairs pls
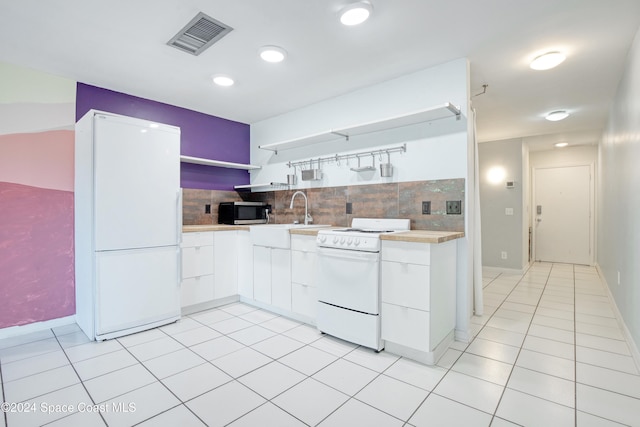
(340, 1), (373, 26)
(530, 51), (566, 70)
(546, 110), (570, 121)
(259, 46), (287, 63)
(212, 75), (234, 87)
(555, 142), (569, 148)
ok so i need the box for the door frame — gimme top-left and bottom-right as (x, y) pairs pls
(531, 163), (595, 266)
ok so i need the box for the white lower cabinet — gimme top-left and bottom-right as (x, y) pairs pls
(180, 231), (214, 308)
(291, 235), (318, 321)
(213, 231), (238, 299)
(253, 245), (291, 310)
(236, 230), (253, 299)
(381, 239), (456, 365)
(253, 245), (271, 304)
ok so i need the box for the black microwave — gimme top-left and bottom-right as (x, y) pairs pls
(218, 202), (271, 225)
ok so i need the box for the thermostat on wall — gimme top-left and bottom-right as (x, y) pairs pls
(506, 181), (515, 189)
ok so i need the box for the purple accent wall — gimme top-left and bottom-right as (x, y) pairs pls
(76, 83), (250, 190)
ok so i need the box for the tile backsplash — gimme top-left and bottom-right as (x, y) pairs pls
(183, 178), (464, 231)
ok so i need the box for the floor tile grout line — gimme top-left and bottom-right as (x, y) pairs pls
(53, 330), (109, 427)
(113, 330), (211, 427)
(487, 263), (554, 425)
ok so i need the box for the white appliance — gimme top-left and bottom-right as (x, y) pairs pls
(75, 110), (182, 340)
(316, 218), (410, 351)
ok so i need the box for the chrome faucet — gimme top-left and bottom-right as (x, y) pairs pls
(289, 191), (313, 225)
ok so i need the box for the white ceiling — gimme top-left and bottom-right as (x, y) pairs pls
(1, 0), (639, 151)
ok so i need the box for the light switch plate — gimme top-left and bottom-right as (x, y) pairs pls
(505, 208), (514, 215)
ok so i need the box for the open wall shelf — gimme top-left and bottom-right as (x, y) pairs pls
(258, 102), (461, 154)
(180, 155), (261, 170)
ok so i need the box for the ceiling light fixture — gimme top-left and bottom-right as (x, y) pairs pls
(530, 51), (566, 70)
(212, 75), (234, 87)
(555, 142), (569, 148)
(339, 1), (373, 26)
(259, 46), (287, 63)
(545, 110), (570, 121)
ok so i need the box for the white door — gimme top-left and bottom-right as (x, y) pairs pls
(94, 114), (180, 251)
(534, 165), (592, 264)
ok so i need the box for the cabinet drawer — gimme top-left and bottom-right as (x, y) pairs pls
(181, 231), (214, 248)
(291, 235), (317, 252)
(181, 245), (214, 278)
(181, 275), (214, 307)
(292, 283), (317, 319)
(381, 261), (430, 310)
(382, 240), (431, 265)
(381, 303), (430, 352)
(292, 250), (316, 286)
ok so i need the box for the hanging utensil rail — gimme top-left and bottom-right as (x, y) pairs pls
(286, 144), (406, 169)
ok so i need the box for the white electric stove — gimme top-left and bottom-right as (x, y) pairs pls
(315, 218), (410, 351)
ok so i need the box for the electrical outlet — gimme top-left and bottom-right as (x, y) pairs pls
(205, 204), (211, 214)
(501, 251), (507, 260)
(422, 201), (431, 215)
(446, 200), (462, 215)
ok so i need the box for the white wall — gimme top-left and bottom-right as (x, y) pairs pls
(250, 58), (475, 341)
(598, 26), (640, 351)
(250, 59), (469, 187)
(478, 139), (525, 270)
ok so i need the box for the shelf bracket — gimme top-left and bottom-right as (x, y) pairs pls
(331, 131), (349, 141)
(445, 103), (462, 121)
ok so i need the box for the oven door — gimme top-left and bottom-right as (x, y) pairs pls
(316, 246), (380, 314)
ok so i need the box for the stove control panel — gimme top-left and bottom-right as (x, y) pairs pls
(316, 231), (380, 252)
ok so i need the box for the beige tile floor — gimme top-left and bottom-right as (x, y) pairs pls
(0, 262), (639, 426)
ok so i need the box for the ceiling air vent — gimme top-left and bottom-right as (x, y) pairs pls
(167, 12), (233, 56)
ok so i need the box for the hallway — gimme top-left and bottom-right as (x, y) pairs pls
(471, 262), (640, 425)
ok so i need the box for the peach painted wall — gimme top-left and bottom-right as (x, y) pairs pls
(0, 62), (76, 329)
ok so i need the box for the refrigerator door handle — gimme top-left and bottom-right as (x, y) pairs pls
(176, 189), (182, 287)
(177, 247), (182, 287)
(176, 189), (183, 245)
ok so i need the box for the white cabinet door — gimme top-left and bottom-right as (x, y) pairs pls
(271, 248), (292, 311)
(292, 283), (317, 319)
(181, 275), (215, 307)
(96, 247), (180, 336)
(253, 246), (271, 304)
(214, 231), (237, 299)
(381, 261), (430, 310)
(237, 231), (253, 299)
(381, 303), (430, 352)
(292, 250), (316, 286)
(181, 246), (214, 278)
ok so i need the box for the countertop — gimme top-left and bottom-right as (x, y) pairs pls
(182, 225), (464, 243)
(381, 230), (464, 243)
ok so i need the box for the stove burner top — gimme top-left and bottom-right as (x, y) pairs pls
(334, 228), (396, 233)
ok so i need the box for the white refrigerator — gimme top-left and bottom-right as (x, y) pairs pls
(75, 110), (181, 340)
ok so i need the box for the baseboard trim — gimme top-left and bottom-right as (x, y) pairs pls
(482, 266), (527, 276)
(595, 264), (640, 371)
(0, 315), (76, 340)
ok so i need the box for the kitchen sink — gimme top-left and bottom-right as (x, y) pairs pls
(250, 224), (331, 248)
